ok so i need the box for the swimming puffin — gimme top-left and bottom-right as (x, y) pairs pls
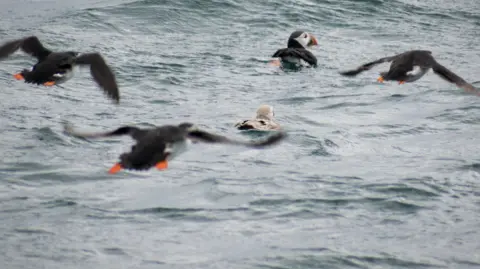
(63, 122), (287, 173)
(270, 30), (318, 69)
(339, 50), (478, 93)
(0, 36), (120, 103)
(235, 104), (281, 131)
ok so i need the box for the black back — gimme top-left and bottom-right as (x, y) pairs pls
(386, 50), (434, 80)
(272, 48), (317, 67)
(117, 125), (188, 170)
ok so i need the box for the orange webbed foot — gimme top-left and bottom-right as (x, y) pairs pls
(43, 81), (55, 86)
(377, 76), (384, 83)
(13, 73), (24, 80)
(108, 163), (122, 174)
(155, 160), (168, 170)
(398, 81), (405, 85)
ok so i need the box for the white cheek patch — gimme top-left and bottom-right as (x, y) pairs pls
(294, 36), (308, 48)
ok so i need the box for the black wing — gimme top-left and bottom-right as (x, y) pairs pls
(63, 122), (146, 141)
(75, 53), (120, 104)
(339, 55), (398, 76)
(431, 62), (478, 93)
(0, 36), (52, 61)
(272, 48), (317, 67)
(187, 129), (287, 148)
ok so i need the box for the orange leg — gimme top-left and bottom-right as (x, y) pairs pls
(13, 73), (24, 80)
(398, 81), (405, 85)
(377, 76), (384, 83)
(155, 160), (168, 170)
(108, 163), (122, 174)
(43, 81), (56, 86)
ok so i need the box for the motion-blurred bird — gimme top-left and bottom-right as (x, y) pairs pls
(63, 122), (287, 173)
(339, 50), (478, 93)
(0, 36), (120, 103)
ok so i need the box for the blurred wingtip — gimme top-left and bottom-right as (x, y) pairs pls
(61, 120), (76, 135)
(339, 69), (360, 77)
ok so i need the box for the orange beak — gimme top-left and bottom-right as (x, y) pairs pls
(309, 35), (318, 47)
(377, 76), (384, 83)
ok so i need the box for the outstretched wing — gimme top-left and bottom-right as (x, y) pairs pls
(63, 122), (146, 141)
(339, 55), (397, 76)
(0, 36), (51, 61)
(75, 53), (120, 104)
(272, 48), (317, 67)
(431, 62), (478, 93)
(187, 129), (287, 148)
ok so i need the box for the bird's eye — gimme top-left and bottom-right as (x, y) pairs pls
(303, 33), (308, 38)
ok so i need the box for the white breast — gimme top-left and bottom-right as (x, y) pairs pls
(283, 56), (309, 67)
(52, 67), (77, 84)
(405, 66), (429, 82)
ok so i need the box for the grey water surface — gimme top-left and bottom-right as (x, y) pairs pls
(1, 0), (479, 268)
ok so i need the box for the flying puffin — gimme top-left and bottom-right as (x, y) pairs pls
(0, 36), (120, 103)
(339, 50), (478, 93)
(269, 30), (318, 69)
(63, 122), (287, 174)
(235, 104), (281, 131)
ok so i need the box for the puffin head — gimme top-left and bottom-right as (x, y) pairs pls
(287, 31), (318, 49)
(256, 104), (275, 120)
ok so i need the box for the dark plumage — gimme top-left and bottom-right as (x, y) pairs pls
(0, 36), (120, 103)
(339, 50), (478, 93)
(63, 122), (287, 173)
(270, 30), (318, 68)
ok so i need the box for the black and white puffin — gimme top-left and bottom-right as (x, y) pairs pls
(269, 30), (318, 69)
(0, 36), (120, 103)
(339, 50), (478, 93)
(63, 122), (287, 174)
